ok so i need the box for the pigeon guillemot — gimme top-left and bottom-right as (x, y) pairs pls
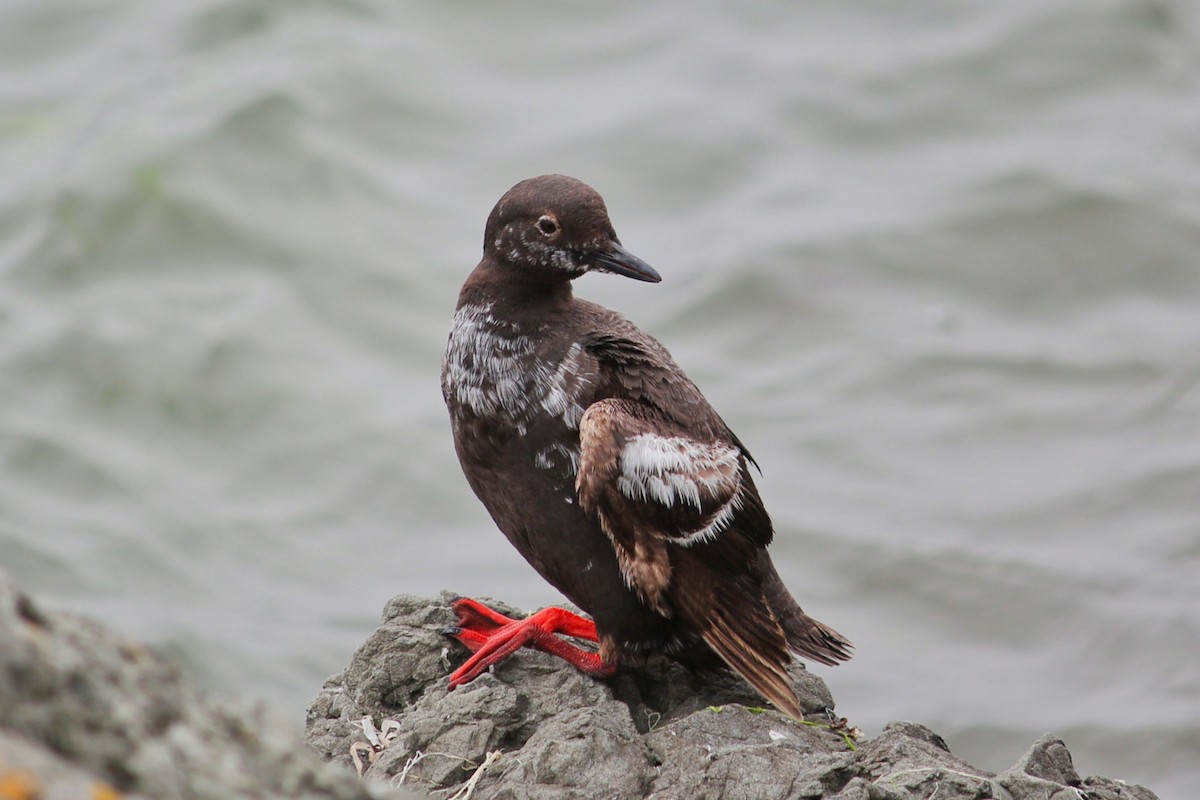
(440, 174), (852, 717)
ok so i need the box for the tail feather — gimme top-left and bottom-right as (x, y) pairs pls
(757, 550), (854, 666)
(701, 612), (804, 719)
(672, 547), (806, 717)
(783, 614), (854, 666)
(669, 542), (851, 719)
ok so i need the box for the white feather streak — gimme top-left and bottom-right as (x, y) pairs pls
(616, 434), (741, 543)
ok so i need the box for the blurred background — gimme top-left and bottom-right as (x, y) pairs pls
(1, 1), (1198, 796)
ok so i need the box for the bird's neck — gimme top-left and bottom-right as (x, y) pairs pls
(458, 259), (575, 318)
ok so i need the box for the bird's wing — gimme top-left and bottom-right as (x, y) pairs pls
(576, 397), (803, 718)
(580, 324), (763, 471)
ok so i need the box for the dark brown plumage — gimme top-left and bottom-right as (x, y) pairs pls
(440, 174), (852, 717)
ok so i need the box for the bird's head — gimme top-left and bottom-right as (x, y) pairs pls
(483, 174), (661, 285)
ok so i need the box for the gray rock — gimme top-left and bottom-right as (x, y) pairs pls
(0, 571), (409, 800)
(0, 572), (1156, 800)
(306, 593), (1162, 800)
(997, 734), (1160, 800)
(0, 728), (153, 800)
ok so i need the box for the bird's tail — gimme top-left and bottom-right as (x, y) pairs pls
(758, 551), (854, 666)
(697, 608), (805, 719)
(780, 611), (854, 666)
(672, 548), (806, 718)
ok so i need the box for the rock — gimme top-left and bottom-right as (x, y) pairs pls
(306, 593), (1162, 800)
(0, 571), (410, 800)
(996, 735), (1160, 800)
(0, 572), (1157, 800)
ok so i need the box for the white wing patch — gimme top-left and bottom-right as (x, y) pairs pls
(617, 433), (743, 545)
(681, 495), (742, 545)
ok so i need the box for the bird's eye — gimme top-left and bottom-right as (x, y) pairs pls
(537, 216), (558, 236)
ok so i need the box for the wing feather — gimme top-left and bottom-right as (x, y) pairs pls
(577, 397), (808, 717)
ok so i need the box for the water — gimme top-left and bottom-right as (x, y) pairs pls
(2, 1), (1198, 796)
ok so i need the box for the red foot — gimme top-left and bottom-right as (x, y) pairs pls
(444, 598), (616, 689)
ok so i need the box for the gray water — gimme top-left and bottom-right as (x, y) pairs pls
(2, 1), (1198, 796)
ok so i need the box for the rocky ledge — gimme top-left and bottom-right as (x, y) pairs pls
(306, 593), (1159, 800)
(0, 573), (1161, 800)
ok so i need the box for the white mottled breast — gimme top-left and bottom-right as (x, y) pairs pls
(442, 302), (592, 442)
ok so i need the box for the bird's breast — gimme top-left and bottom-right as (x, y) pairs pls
(442, 302), (592, 477)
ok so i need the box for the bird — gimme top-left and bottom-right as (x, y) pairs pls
(440, 174), (852, 718)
